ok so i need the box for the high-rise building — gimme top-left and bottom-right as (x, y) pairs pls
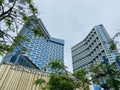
(2, 16), (64, 70)
(71, 25), (118, 71)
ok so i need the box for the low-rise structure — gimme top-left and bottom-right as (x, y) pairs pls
(0, 64), (49, 90)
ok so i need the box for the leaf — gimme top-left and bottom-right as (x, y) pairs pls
(22, 15), (30, 26)
(46, 59), (66, 73)
(26, 0), (32, 4)
(0, 44), (12, 55)
(0, 0), (38, 56)
(5, 18), (13, 27)
(0, 0), (4, 4)
(34, 78), (46, 86)
(14, 35), (30, 42)
(48, 74), (75, 90)
(29, 4), (38, 14)
(109, 40), (117, 50)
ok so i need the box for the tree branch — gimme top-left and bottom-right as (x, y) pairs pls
(0, 3), (4, 13)
(0, 0), (17, 21)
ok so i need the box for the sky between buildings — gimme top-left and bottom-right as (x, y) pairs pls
(33, 0), (120, 72)
(1, 0), (120, 72)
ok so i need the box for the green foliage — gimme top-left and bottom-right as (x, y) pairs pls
(29, 4), (38, 14)
(74, 68), (86, 78)
(90, 63), (107, 75)
(73, 69), (90, 90)
(32, 25), (44, 36)
(46, 59), (66, 73)
(34, 78), (47, 90)
(26, 0), (32, 4)
(5, 18), (13, 27)
(34, 59), (96, 90)
(0, 44), (11, 55)
(14, 35), (30, 42)
(34, 78), (46, 87)
(0, 0), (39, 55)
(22, 15), (30, 26)
(8, 34), (30, 52)
(109, 40), (117, 50)
(2, 61), (7, 64)
(0, 0), (4, 4)
(47, 74), (75, 90)
(90, 62), (120, 90)
(34, 59), (78, 90)
(46, 59), (76, 90)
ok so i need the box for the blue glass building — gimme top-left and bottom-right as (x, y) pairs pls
(2, 16), (64, 70)
(71, 24), (119, 71)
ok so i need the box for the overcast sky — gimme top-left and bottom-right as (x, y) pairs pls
(32, 0), (120, 72)
(1, 0), (120, 72)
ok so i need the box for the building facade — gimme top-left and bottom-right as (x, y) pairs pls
(0, 64), (49, 90)
(71, 25), (117, 71)
(2, 16), (64, 70)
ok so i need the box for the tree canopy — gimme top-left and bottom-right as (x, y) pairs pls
(0, 0), (43, 55)
(34, 59), (90, 90)
(90, 62), (120, 90)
